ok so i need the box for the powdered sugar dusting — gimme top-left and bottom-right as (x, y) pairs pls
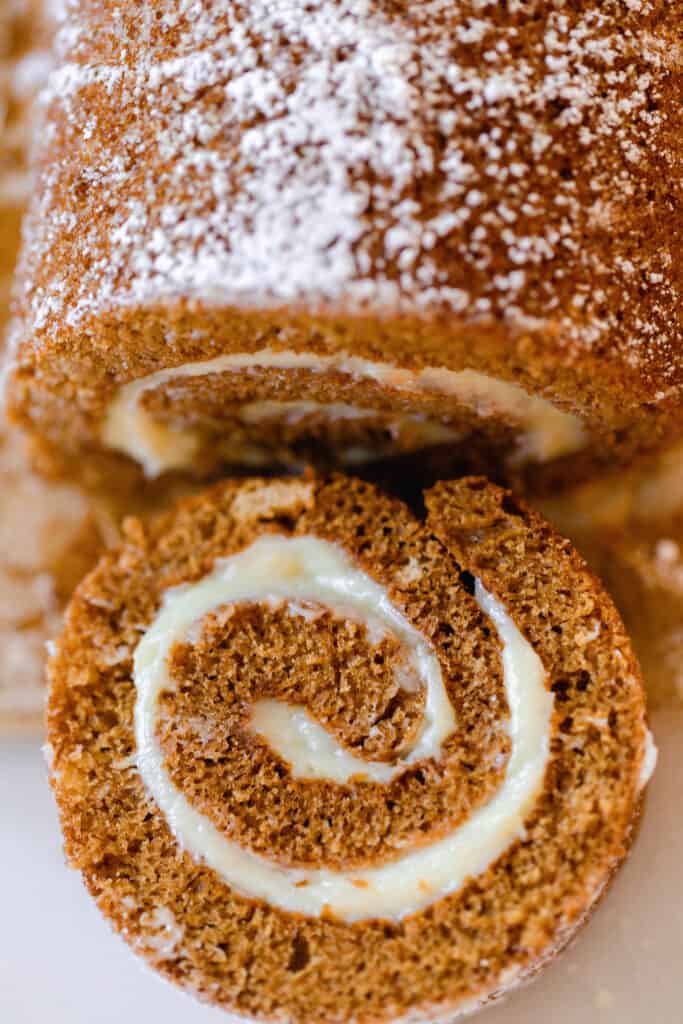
(14, 0), (683, 377)
(138, 906), (185, 961)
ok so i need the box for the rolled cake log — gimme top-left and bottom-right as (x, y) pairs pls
(6, 1), (683, 491)
(47, 474), (654, 1022)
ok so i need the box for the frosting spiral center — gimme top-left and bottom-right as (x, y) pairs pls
(133, 534), (553, 922)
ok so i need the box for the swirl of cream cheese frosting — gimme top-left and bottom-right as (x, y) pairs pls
(133, 534), (554, 922)
(103, 349), (586, 477)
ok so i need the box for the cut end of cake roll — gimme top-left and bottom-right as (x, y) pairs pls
(47, 473), (652, 1023)
(6, 1), (683, 492)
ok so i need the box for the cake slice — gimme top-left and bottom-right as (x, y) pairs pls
(47, 474), (653, 1022)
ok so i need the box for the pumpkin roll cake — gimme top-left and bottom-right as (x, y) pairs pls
(47, 474), (654, 1021)
(6, 0), (683, 492)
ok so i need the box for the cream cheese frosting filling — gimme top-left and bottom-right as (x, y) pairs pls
(133, 534), (554, 922)
(639, 728), (658, 789)
(103, 349), (586, 477)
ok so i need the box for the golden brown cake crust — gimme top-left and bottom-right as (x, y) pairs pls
(6, 1), (683, 489)
(47, 475), (649, 1023)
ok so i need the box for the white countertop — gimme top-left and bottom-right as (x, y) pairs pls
(1, 711), (681, 1023)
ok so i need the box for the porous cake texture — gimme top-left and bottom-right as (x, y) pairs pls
(48, 474), (651, 1023)
(6, 0), (683, 491)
